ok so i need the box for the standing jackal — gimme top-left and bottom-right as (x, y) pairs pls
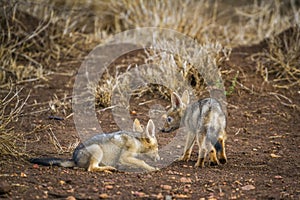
(30, 119), (159, 172)
(161, 90), (227, 167)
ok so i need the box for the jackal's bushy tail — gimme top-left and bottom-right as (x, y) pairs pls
(29, 157), (75, 168)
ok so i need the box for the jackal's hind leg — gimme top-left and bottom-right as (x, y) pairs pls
(86, 144), (117, 172)
(178, 132), (196, 162)
(87, 157), (116, 172)
(194, 134), (206, 168)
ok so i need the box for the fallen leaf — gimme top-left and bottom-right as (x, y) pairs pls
(241, 184), (255, 191)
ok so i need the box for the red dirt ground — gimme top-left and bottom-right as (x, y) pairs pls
(0, 39), (299, 199)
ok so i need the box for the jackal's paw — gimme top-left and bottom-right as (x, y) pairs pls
(177, 155), (190, 162)
(147, 166), (157, 172)
(209, 161), (219, 166)
(194, 159), (205, 168)
(219, 158), (227, 164)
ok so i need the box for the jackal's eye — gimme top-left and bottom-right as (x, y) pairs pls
(167, 116), (173, 123)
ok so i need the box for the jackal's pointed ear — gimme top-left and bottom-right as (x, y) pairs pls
(133, 119), (143, 132)
(171, 92), (183, 109)
(181, 90), (190, 105)
(146, 119), (155, 138)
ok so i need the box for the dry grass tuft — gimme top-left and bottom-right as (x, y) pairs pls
(100, 0), (299, 46)
(254, 26), (300, 89)
(0, 0), (96, 86)
(94, 39), (230, 109)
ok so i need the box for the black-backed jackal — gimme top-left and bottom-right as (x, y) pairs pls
(162, 90), (227, 167)
(30, 119), (159, 172)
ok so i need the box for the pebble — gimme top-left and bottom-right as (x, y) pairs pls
(105, 185), (113, 190)
(165, 195), (172, 200)
(99, 193), (109, 199)
(161, 184), (172, 190)
(180, 177), (192, 183)
(66, 196), (76, 200)
(241, 184), (255, 191)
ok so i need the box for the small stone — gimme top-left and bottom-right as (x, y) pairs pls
(99, 193), (109, 199)
(270, 153), (281, 158)
(105, 185), (113, 190)
(66, 196), (76, 200)
(180, 177), (192, 183)
(161, 184), (172, 190)
(165, 195), (172, 200)
(33, 164), (39, 169)
(274, 175), (283, 179)
(59, 180), (66, 185)
(156, 193), (163, 199)
(241, 184), (255, 191)
(184, 188), (189, 192)
(174, 194), (189, 198)
(133, 191), (146, 197)
(131, 110), (137, 115)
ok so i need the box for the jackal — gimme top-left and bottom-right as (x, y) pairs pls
(30, 119), (160, 172)
(161, 90), (227, 167)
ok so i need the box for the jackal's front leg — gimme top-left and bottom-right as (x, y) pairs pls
(209, 145), (219, 166)
(120, 152), (156, 171)
(217, 136), (227, 164)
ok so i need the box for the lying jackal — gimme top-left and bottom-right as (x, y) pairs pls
(30, 119), (159, 172)
(161, 90), (227, 167)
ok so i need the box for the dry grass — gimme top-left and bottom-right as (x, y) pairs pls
(0, 86), (29, 157)
(94, 39), (230, 109)
(90, 0), (299, 107)
(99, 0), (299, 46)
(253, 26), (300, 89)
(0, 0), (96, 86)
